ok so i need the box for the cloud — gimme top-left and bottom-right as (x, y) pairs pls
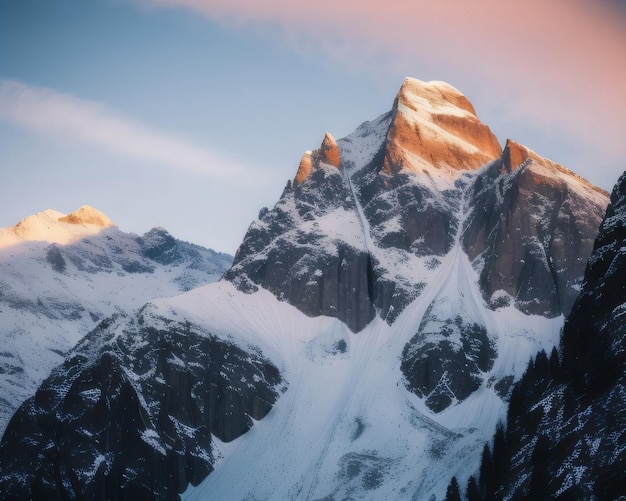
(139, 0), (626, 166)
(0, 79), (254, 181)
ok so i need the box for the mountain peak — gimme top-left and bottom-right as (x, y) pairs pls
(382, 77), (502, 175)
(58, 205), (114, 227)
(295, 132), (340, 184)
(395, 77), (477, 116)
(4, 205), (115, 246)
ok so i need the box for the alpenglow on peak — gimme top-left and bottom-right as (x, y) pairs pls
(384, 77), (502, 174)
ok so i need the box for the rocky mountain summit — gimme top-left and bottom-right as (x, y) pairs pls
(0, 79), (613, 500)
(0, 206), (232, 434)
(228, 77), (607, 334)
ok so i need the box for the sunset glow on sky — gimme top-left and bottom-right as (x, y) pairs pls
(1, 0), (625, 253)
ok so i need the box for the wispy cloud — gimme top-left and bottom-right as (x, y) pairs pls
(0, 79), (253, 181)
(139, 0), (626, 167)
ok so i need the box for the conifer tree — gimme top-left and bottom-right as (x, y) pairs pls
(445, 476), (461, 501)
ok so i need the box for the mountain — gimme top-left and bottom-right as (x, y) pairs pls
(0, 206), (232, 435)
(463, 171), (626, 499)
(0, 79), (610, 500)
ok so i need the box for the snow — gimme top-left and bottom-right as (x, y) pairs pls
(0, 208), (112, 248)
(4, 82), (608, 497)
(173, 226), (561, 500)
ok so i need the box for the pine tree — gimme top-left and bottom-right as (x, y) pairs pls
(549, 346), (561, 381)
(492, 421), (509, 493)
(466, 475), (481, 501)
(479, 443), (495, 500)
(527, 434), (551, 499)
(445, 476), (462, 501)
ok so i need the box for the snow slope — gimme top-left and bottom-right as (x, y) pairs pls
(173, 232), (561, 500)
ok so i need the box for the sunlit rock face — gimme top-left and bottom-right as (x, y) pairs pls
(382, 77), (502, 175)
(295, 132), (340, 184)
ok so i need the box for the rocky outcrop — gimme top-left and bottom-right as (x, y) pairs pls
(402, 312), (496, 412)
(0, 310), (284, 499)
(227, 151), (376, 333)
(462, 140), (609, 317)
(295, 132), (340, 184)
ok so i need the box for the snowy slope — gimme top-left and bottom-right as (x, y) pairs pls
(178, 255), (562, 500)
(0, 206), (232, 435)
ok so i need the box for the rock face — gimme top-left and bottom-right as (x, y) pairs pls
(463, 140), (609, 317)
(0, 207), (232, 435)
(467, 171), (626, 499)
(384, 78), (502, 175)
(0, 309), (284, 499)
(401, 312), (496, 412)
(227, 136), (375, 332)
(295, 132), (340, 183)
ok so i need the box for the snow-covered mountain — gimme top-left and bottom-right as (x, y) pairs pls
(0, 78), (611, 500)
(0, 205), (232, 435)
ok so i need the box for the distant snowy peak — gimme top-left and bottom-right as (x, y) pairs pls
(57, 205), (114, 227)
(383, 77), (502, 175)
(3, 205), (115, 246)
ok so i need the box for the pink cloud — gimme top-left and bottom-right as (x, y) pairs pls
(140, 0), (626, 166)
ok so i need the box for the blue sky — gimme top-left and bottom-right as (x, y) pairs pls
(2, 0), (625, 253)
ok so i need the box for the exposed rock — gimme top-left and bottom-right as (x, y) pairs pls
(383, 78), (502, 175)
(295, 150), (313, 184)
(402, 313), (496, 412)
(462, 140), (609, 317)
(227, 158), (376, 333)
(295, 132), (340, 184)
(472, 170), (626, 499)
(318, 131), (340, 167)
(0, 311), (284, 499)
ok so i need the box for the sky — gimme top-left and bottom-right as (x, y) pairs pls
(1, 0), (625, 254)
